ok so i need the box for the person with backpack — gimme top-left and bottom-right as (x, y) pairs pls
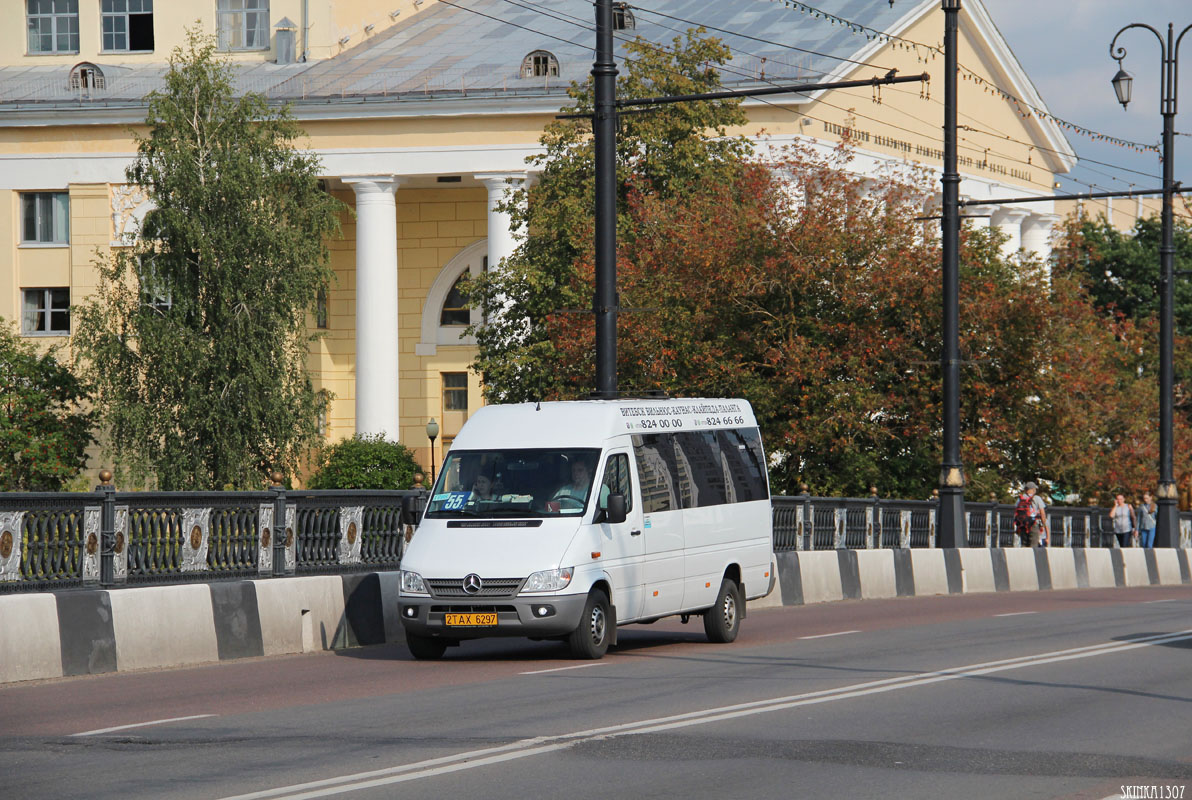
(1013, 482), (1047, 547)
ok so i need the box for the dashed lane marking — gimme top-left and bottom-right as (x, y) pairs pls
(72, 714), (216, 737)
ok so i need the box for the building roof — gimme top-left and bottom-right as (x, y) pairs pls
(0, 0), (931, 107)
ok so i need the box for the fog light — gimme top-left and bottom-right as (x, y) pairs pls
(404, 606), (417, 618)
(537, 606), (548, 616)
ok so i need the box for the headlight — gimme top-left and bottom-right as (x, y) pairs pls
(400, 570), (427, 594)
(522, 567), (574, 593)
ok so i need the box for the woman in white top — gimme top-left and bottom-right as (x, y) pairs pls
(1110, 493), (1135, 548)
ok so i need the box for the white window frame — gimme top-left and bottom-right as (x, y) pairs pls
(415, 240), (486, 356)
(26, 0), (79, 54)
(521, 50), (559, 79)
(101, 0), (153, 53)
(217, 0), (270, 51)
(22, 287), (71, 336)
(20, 192), (69, 246)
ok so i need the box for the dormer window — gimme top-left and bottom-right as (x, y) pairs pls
(521, 50), (559, 79)
(68, 62), (105, 92)
(612, 3), (634, 31)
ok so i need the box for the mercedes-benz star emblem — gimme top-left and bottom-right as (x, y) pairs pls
(462, 573), (483, 594)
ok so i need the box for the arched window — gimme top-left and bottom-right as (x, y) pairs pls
(612, 3), (634, 31)
(68, 62), (105, 91)
(439, 274), (471, 326)
(521, 50), (559, 78)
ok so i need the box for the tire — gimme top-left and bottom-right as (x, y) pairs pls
(568, 589), (611, 659)
(703, 578), (741, 643)
(406, 633), (447, 660)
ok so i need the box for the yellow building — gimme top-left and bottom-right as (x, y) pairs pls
(1, 0), (1082, 476)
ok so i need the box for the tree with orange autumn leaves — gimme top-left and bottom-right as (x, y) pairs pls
(468, 30), (1184, 501)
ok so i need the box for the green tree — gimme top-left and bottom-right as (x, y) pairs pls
(307, 435), (422, 490)
(467, 29), (752, 403)
(1056, 213), (1192, 329)
(0, 319), (95, 491)
(72, 30), (342, 490)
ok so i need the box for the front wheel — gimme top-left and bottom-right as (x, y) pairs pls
(568, 590), (611, 659)
(406, 632), (447, 660)
(703, 578), (741, 643)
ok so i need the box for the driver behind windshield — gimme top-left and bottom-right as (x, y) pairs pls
(550, 458), (596, 510)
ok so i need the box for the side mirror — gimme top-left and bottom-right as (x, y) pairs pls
(401, 494), (424, 526)
(603, 492), (627, 525)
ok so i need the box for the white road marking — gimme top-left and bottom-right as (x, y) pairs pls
(994, 611), (1038, 617)
(798, 630), (860, 640)
(217, 629), (1192, 800)
(1143, 598), (1178, 604)
(519, 663), (607, 675)
(72, 714), (216, 737)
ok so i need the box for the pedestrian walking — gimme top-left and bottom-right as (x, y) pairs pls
(1013, 482), (1047, 547)
(1110, 493), (1135, 548)
(1136, 490), (1157, 549)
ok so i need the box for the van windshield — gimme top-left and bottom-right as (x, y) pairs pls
(425, 448), (602, 518)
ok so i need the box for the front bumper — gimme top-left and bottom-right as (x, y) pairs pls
(397, 592), (590, 639)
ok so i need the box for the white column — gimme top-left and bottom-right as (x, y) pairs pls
(964, 203), (995, 229)
(343, 175), (402, 439)
(1022, 212), (1060, 263)
(992, 207), (1029, 257)
(474, 172), (527, 271)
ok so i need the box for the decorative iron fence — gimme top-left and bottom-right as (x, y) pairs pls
(0, 484), (423, 593)
(3, 488), (1191, 593)
(770, 495), (1192, 552)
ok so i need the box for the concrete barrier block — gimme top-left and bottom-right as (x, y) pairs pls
(0, 594), (63, 683)
(855, 550), (897, 600)
(1120, 549), (1150, 587)
(1152, 549), (1182, 585)
(958, 548), (996, 593)
(910, 550), (949, 596)
(377, 570), (406, 640)
(253, 576), (347, 655)
(1046, 550), (1078, 590)
(1084, 549), (1116, 588)
(797, 551), (843, 604)
(1002, 548), (1040, 592)
(108, 584), (219, 672)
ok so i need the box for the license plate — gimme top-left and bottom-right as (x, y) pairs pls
(444, 613), (497, 627)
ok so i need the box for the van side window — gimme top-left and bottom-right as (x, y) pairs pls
(632, 433), (680, 513)
(716, 428), (769, 501)
(673, 430), (727, 508)
(600, 453), (633, 511)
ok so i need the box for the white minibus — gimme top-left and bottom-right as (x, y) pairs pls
(397, 398), (776, 659)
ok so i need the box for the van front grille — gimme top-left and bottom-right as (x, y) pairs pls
(426, 577), (524, 598)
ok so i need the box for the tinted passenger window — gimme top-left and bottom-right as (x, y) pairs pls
(717, 428), (769, 502)
(673, 431), (726, 508)
(632, 433), (679, 513)
(599, 453), (633, 512)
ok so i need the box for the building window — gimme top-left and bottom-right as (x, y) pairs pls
(68, 62), (105, 91)
(316, 391), (330, 437)
(217, 0), (269, 51)
(23, 288), (70, 335)
(612, 3), (634, 31)
(439, 275), (470, 326)
(315, 287), (328, 329)
(138, 256), (172, 314)
(101, 0), (154, 52)
(20, 192), (69, 244)
(521, 50), (559, 78)
(443, 373), (468, 412)
(27, 0), (79, 53)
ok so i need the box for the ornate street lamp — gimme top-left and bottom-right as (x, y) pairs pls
(1108, 21), (1192, 547)
(426, 417), (440, 485)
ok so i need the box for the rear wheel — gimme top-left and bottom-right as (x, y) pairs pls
(568, 589), (611, 659)
(703, 578), (741, 643)
(406, 632), (447, 660)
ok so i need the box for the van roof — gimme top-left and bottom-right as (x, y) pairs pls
(451, 398), (758, 451)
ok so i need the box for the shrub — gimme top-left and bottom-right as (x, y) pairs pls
(307, 434), (421, 490)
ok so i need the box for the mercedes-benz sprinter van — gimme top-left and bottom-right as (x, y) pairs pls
(397, 398), (776, 659)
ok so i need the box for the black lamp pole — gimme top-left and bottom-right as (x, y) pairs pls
(1110, 22), (1191, 548)
(593, 0), (618, 399)
(937, 0), (965, 547)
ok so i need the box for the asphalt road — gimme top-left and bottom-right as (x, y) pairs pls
(3, 585), (1191, 800)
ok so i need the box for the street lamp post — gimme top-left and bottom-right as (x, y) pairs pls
(1109, 22), (1192, 548)
(426, 417), (439, 485)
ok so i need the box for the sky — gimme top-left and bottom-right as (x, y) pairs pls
(983, 0), (1191, 202)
